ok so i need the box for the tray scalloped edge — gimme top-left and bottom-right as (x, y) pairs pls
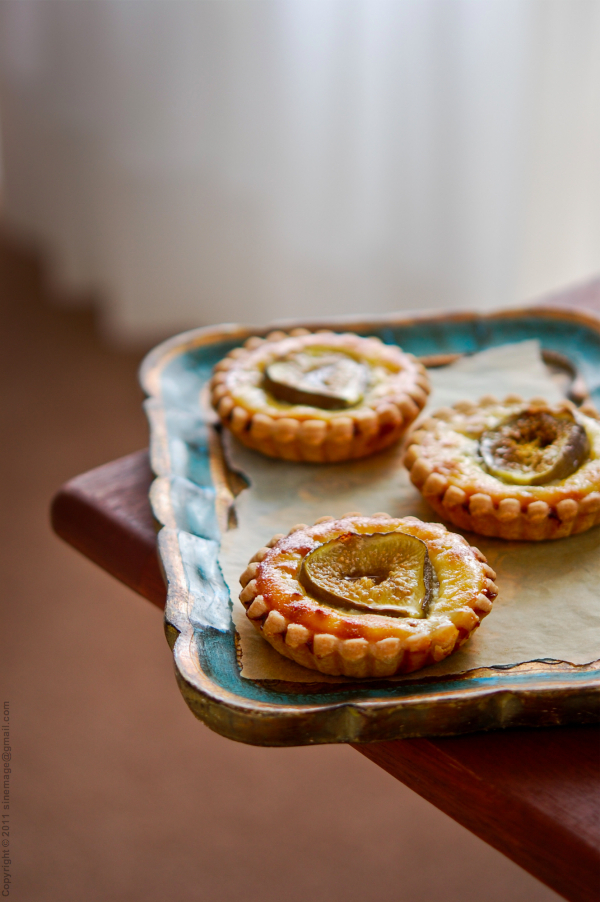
(141, 305), (600, 746)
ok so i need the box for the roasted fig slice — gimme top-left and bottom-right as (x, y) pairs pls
(480, 407), (589, 485)
(299, 531), (432, 618)
(264, 351), (368, 409)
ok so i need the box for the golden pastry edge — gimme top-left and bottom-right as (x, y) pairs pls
(404, 395), (600, 540)
(238, 514), (496, 678)
(211, 329), (430, 462)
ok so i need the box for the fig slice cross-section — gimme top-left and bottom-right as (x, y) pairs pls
(299, 531), (432, 618)
(480, 407), (589, 486)
(264, 350), (369, 409)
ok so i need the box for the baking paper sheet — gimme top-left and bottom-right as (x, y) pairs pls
(218, 341), (600, 682)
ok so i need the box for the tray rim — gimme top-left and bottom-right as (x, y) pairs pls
(141, 304), (600, 746)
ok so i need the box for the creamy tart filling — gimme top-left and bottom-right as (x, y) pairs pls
(404, 396), (600, 540)
(210, 330), (430, 462)
(239, 514), (496, 678)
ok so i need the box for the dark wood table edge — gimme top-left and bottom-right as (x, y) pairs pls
(51, 292), (600, 902)
(51, 450), (600, 902)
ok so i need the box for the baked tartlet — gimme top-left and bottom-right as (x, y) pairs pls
(404, 395), (600, 540)
(239, 514), (497, 678)
(210, 329), (430, 462)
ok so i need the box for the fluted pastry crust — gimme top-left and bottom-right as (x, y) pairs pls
(210, 330), (430, 462)
(239, 514), (496, 678)
(404, 396), (600, 540)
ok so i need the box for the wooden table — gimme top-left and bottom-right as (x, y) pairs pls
(51, 286), (600, 902)
(51, 450), (599, 902)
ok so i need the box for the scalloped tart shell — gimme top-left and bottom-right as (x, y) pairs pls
(404, 396), (600, 540)
(238, 514), (497, 678)
(210, 330), (430, 462)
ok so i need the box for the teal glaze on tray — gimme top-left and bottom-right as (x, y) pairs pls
(141, 307), (600, 746)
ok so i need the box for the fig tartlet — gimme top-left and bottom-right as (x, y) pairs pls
(210, 330), (429, 462)
(239, 514), (497, 678)
(404, 396), (600, 540)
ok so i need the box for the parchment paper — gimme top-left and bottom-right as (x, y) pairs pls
(218, 341), (600, 682)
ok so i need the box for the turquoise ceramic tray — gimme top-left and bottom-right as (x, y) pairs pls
(140, 307), (600, 746)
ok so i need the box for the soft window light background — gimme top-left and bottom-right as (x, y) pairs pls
(1, 6), (595, 902)
(0, 0), (599, 341)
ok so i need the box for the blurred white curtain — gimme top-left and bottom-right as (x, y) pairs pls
(1, 0), (599, 341)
